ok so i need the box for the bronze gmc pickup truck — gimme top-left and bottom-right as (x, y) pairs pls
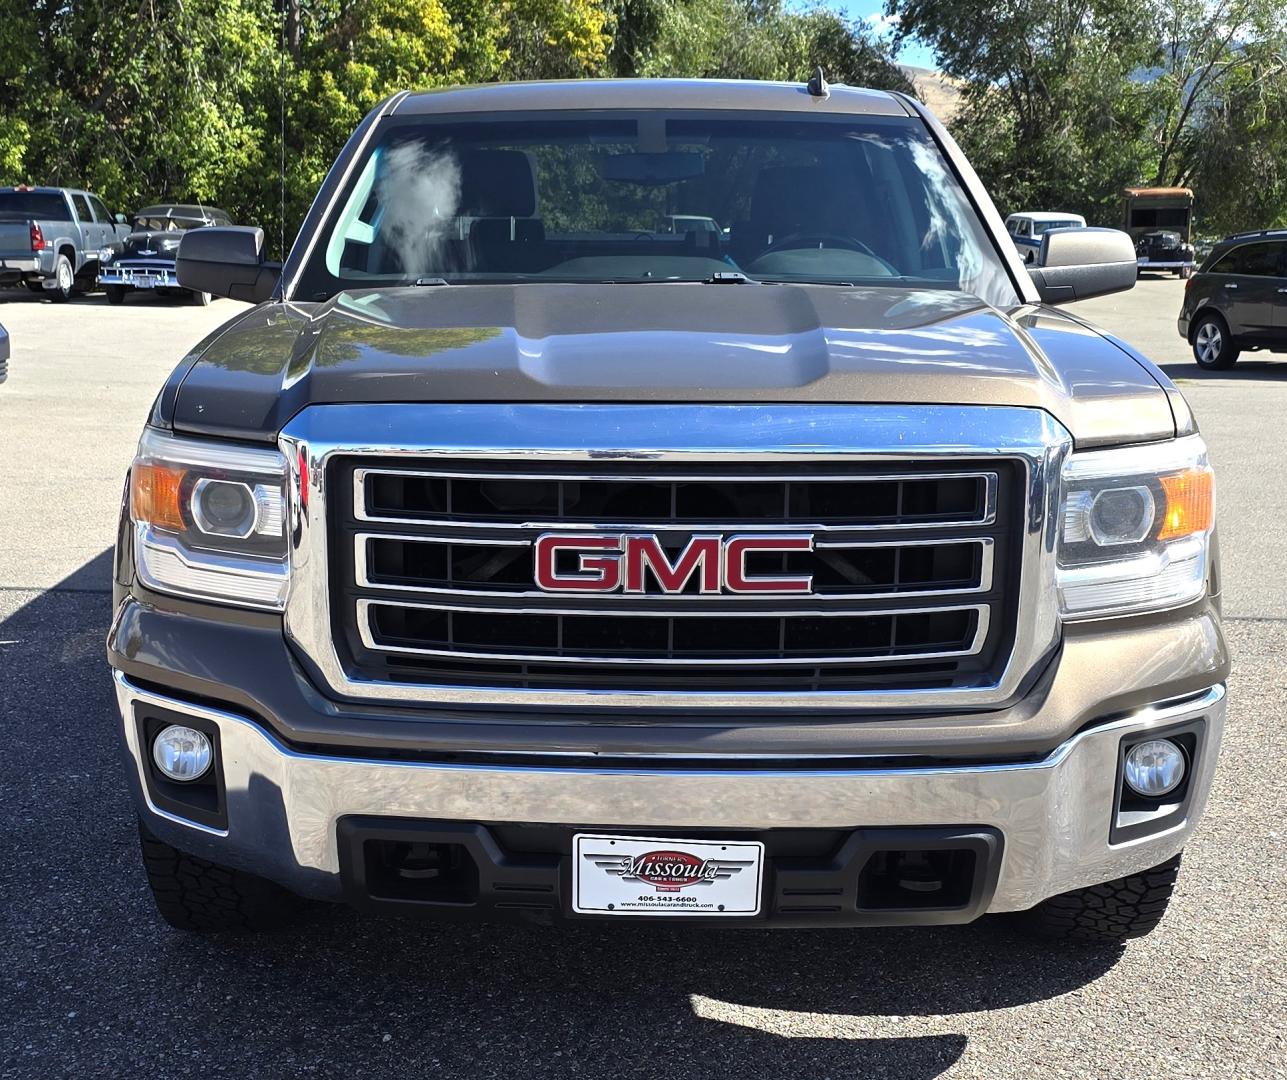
(108, 79), (1226, 942)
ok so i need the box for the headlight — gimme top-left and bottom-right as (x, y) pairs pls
(129, 427), (288, 609)
(98, 248), (114, 263)
(1058, 435), (1213, 618)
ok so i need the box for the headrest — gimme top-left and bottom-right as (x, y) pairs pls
(457, 150), (538, 218)
(470, 217), (545, 244)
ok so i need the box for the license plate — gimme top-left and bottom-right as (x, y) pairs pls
(572, 834), (764, 916)
(134, 275), (158, 288)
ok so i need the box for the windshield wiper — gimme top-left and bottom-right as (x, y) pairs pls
(413, 277), (451, 287)
(757, 277), (857, 287)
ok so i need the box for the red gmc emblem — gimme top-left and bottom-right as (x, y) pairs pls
(533, 533), (814, 594)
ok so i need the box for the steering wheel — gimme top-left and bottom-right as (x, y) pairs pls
(757, 232), (879, 258)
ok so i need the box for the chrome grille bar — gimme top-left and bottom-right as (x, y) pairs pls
(353, 531), (995, 602)
(357, 598), (990, 666)
(353, 466), (999, 533)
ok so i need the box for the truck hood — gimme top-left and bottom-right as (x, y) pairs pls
(168, 283), (1178, 447)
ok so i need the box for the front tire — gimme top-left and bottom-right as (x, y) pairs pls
(138, 820), (301, 933)
(1018, 852), (1182, 943)
(104, 284), (126, 305)
(1192, 314), (1239, 369)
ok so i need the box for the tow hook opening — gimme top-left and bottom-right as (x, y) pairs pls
(363, 839), (480, 905)
(856, 848), (980, 911)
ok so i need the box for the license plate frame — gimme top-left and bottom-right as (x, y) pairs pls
(572, 833), (764, 917)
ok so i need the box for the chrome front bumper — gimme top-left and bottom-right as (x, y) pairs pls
(98, 265), (180, 288)
(115, 673), (1225, 915)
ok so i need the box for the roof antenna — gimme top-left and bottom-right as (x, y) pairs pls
(278, 4), (287, 265)
(807, 65), (829, 98)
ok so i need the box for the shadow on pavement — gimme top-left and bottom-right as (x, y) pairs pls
(0, 285), (206, 307)
(0, 551), (1122, 1078)
(1161, 358), (1287, 382)
(0, 286), (104, 305)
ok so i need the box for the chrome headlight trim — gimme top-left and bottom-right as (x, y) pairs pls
(1058, 435), (1213, 619)
(131, 427), (289, 610)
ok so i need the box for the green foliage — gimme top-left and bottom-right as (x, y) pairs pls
(889, 0), (1287, 232)
(612, 0), (910, 90)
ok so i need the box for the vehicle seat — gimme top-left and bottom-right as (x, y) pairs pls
(457, 149), (547, 273)
(469, 217), (547, 273)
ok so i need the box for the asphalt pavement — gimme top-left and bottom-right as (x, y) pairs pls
(0, 279), (1283, 1079)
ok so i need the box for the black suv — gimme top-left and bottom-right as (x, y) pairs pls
(1179, 229), (1287, 369)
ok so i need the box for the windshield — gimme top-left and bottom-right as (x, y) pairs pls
(132, 216), (209, 231)
(1032, 219), (1080, 234)
(294, 112), (1017, 306)
(0, 191), (70, 221)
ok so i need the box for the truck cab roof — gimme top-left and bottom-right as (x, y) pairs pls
(390, 78), (912, 117)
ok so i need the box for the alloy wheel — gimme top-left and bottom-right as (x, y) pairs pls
(1195, 322), (1221, 363)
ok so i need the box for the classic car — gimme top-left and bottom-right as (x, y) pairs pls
(98, 204), (233, 305)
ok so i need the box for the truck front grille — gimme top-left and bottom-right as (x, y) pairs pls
(329, 460), (1021, 694)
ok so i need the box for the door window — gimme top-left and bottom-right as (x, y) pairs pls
(71, 193), (92, 221)
(1211, 242), (1284, 277)
(88, 195), (111, 222)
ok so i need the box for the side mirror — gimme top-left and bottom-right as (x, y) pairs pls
(114, 213), (128, 225)
(1027, 228), (1137, 304)
(177, 226), (281, 304)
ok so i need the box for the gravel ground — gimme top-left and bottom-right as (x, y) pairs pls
(0, 278), (1284, 1078)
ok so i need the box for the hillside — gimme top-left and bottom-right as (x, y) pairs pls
(899, 64), (963, 121)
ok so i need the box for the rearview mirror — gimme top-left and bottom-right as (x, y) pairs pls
(1027, 228), (1136, 304)
(177, 226), (281, 304)
(597, 152), (705, 185)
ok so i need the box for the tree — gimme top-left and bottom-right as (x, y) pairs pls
(887, 0), (1157, 222)
(612, 0), (911, 90)
(888, 0), (1287, 231)
(1142, 0), (1287, 192)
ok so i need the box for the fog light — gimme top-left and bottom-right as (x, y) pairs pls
(152, 725), (212, 782)
(1124, 738), (1185, 797)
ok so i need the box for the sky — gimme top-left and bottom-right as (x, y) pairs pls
(819, 2), (939, 70)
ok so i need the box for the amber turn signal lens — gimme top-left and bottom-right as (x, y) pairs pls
(131, 462), (187, 530)
(1157, 468), (1213, 541)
